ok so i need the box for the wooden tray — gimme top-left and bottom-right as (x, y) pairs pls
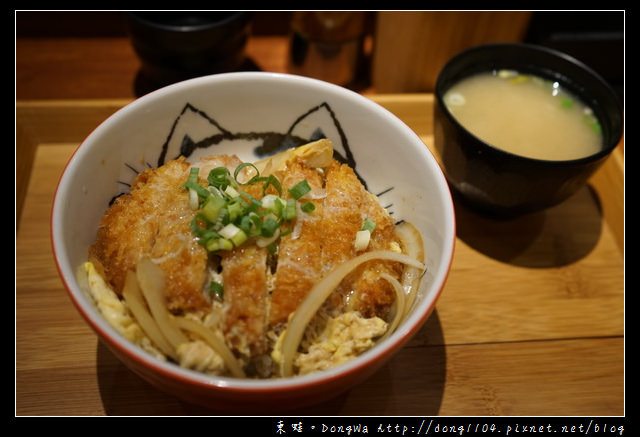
(15, 96), (624, 416)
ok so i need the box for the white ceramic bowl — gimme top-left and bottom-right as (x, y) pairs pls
(51, 72), (455, 412)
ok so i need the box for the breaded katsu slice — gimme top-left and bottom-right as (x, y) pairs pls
(219, 180), (271, 357)
(221, 244), (269, 357)
(89, 158), (210, 314)
(268, 157), (326, 325)
(319, 160), (365, 309)
(89, 154), (243, 315)
(320, 160), (403, 319)
(348, 187), (404, 319)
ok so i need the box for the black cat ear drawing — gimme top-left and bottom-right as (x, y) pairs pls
(158, 103), (232, 166)
(114, 100), (396, 217)
(271, 102), (355, 170)
(156, 102), (356, 171)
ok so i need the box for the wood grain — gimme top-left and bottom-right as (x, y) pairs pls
(372, 11), (532, 93)
(15, 97), (624, 416)
(15, 36), (291, 100)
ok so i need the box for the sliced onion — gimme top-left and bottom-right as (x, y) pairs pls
(395, 222), (425, 318)
(377, 272), (406, 342)
(279, 250), (425, 377)
(353, 230), (371, 252)
(136, 257), (189, 350)
(121, 270), (177, 360)
(188, 188), (199, 210)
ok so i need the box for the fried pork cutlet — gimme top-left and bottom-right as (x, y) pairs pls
(218, 180), (270, 357)
(89, 155), (243, 315)
(320, 160), (403, 319)
(268, 157), (325, 326)
(90, 146), (404, 366)
(221, 243), (269, 356)
(348, 182), (404, 319)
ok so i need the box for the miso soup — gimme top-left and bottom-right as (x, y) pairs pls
(443, 70), (603, 161)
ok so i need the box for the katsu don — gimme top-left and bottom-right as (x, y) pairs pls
(86, 139), (425, 378)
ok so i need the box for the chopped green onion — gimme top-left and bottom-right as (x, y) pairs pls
(354, 230), (371, 252)
(300, 202), (316, 213)
(184, 163), (321, 253)
(282, 199), (297, 221)
(288, 179), (311, 200)
(188, 188), (199, 210)
(261, 194), (279, 210)
(184, 167), (200, 186)
(217, 207), (230, 226)
(208, 281), (224, 301)
(182, 169), (210, 201)
(361, 217), (376, 232)
(583, 113), (602, 135)
(256, 226), (280, 247)
(200, 195), (226, 222)
(205, 237), (233, 252)
(218, 223), (248, 247)
(233, 162), (261, 185)
(260, 174), (283, 196)
(272, 197), (286, 216)
(561, 97), (574, 110)
(261, 217), (280, 238)
(354, 218), (376, 251)
(219, 222), (239, 239)
(239, 213), (263, 237)
(226, 200), (244, 222)
(224, 185), (241, 198)
(232, 231), (248, 247)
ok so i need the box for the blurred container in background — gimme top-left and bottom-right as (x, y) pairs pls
(127, 11), (252, 91)
(287, 11), (366, 87)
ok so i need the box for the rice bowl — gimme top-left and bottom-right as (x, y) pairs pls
(51, 72), (455, 411)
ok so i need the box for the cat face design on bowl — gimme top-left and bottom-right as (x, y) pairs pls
(114, 100), (397, 216)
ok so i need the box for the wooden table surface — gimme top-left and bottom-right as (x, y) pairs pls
(16, 35), (625, 418)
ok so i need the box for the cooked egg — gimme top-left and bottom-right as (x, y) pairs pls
(293, 311), (387, 375)
(177, 340), (225, 374)
(81, 262), (166, 360)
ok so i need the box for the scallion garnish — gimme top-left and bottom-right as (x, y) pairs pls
(182, 168), (210, 202)
(561, 97), (574, 110)
(282, 199), (297, 221)
(301, 202), (316, 213)
(233, 162), (261, 185)
(261, 217), (280, 238)
(354, 230), (371, 252)
(208, 281), (224, 301)
(208, 167), (234, 190)
(288, 179), (311, 200)
(361, 217), (376, 232)
(260, 174), (283, 197)
(183, 164), (316, 253)
(354, 218), (376, 251)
